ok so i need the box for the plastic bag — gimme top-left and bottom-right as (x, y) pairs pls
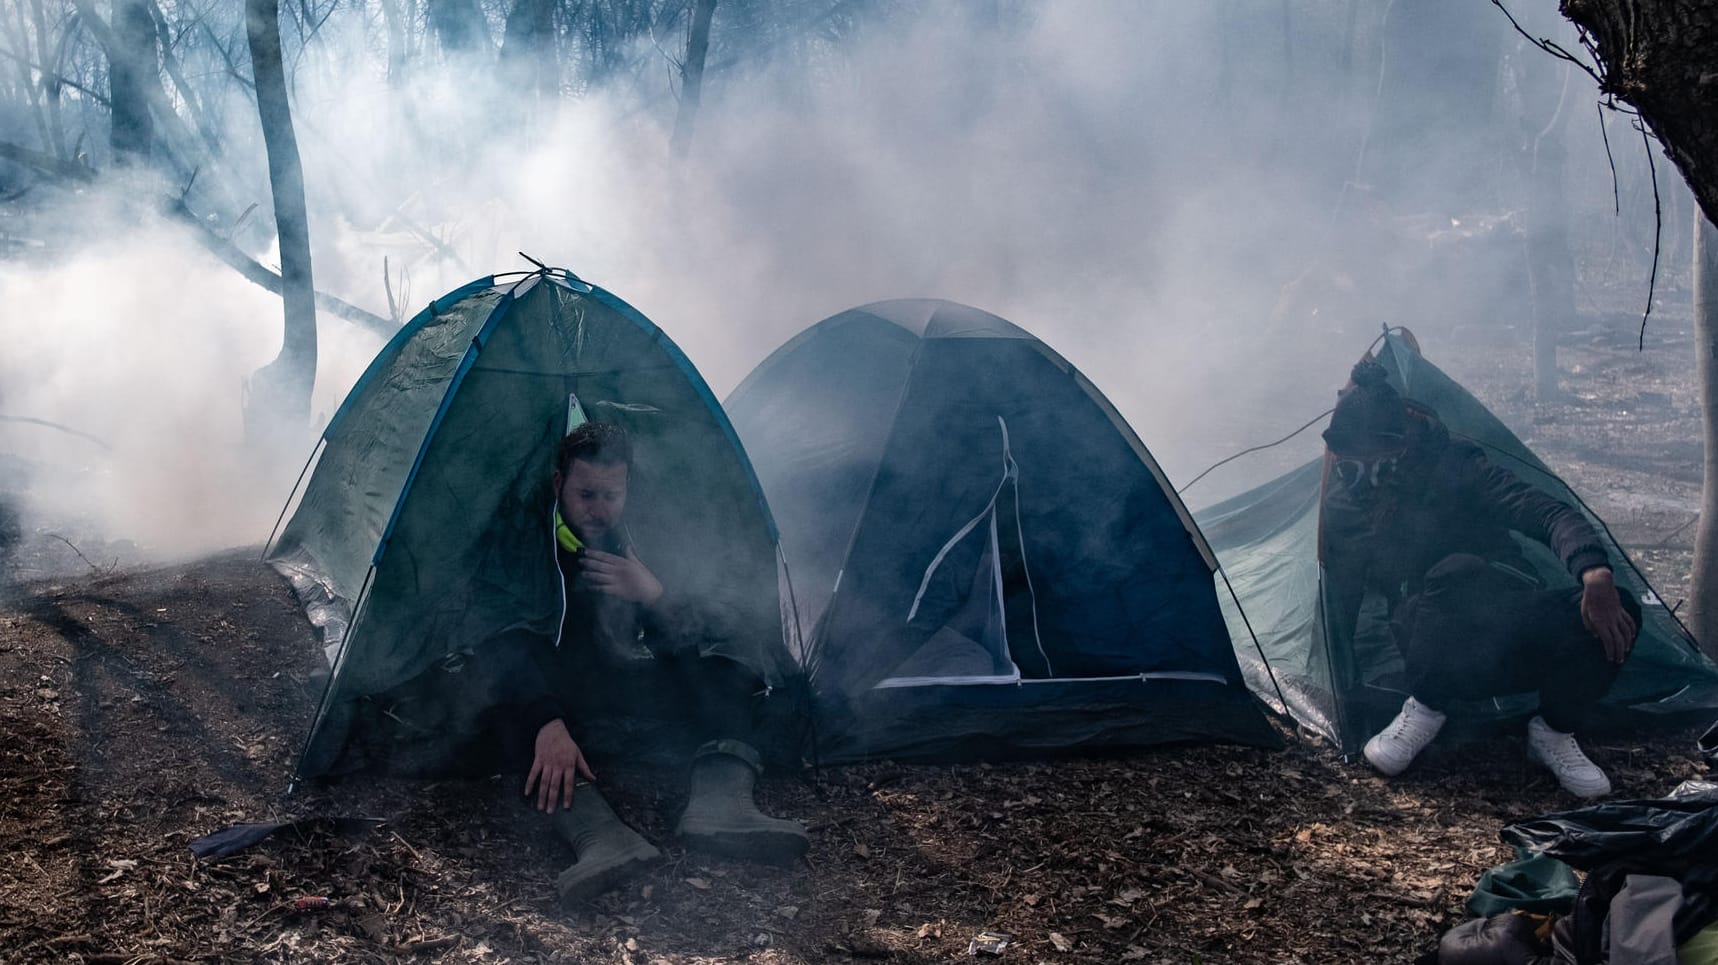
(1502, 794), (1718, 872)
(1503, 796), (1718, 955)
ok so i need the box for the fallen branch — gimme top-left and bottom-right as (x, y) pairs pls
(393, 936), (458, 954)
(0, 138), (394, 337)
(1175, 865), (1244, 895)
(0, 415), (112, 450)
(162, 198), (394, 336)
(45, 533), (110, 576)
(0, 138), (96, 182)
(1648, 513), (1700, 548)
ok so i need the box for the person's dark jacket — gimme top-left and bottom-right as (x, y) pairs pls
(1320, 407), (1610, 642)
(506, 533), (705, 743)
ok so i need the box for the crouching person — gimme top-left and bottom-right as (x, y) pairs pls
(1321, 360), (1639, 798)
(500, 422), (807, 903)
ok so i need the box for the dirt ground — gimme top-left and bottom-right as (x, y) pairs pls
(1, 293), (1714, 964)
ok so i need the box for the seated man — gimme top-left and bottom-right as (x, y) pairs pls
(507, 421), (807, 902)
(1321, 360), (1639, 798)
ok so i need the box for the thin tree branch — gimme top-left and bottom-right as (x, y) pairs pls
(46, 533), (112, 575)
(1639, 119), (1662, 351)
(199, 20), (256, 91)
(383, 255), (399, 324)
(0, 136), (96, 180)
(0, 415), (112, 449)
(1490, 0), (1603, 87)
(149, 0), (224, 158)
(164, 198), (393, 336)
(1597, 100), (1619, 216)
(0, 44), (111, 105)
(0, 137), (393, 337)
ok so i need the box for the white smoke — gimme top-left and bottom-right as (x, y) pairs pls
(0, 0), (1688, 570)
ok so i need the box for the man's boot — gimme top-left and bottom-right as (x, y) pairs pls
(550, 784), (662, 904)
(675, 739), (809, 865)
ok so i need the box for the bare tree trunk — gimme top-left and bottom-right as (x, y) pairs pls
(30, 0), (67, 157)
(245, 0), (317, 437)
(669, 0), (717, 159)
(379, 0), (410, 84)
(427, 0), (489, 56)
(1562, 1), (1718, 227)
(71, 0), (222, 194)
(1518, 65), (1577, 404)
(500, 0), (557, 104)
(108, 0), (156, 163)
(1690, 212), (1718, 656)
(7, 0), (53, 156)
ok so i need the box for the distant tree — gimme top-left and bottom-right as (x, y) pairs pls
(244, 0), (317, 438)
(1504, 48), (1577, 405)
(6, 0), (70, 159)
(378, 0), (417, 83)
(499, 0), (558, 102)
(669, 0), (716, 158)
(1691, 212), (1718, 656)
(427, 0), (490, 56)
(107, 0), (156, 163)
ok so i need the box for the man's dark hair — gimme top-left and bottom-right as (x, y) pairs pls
(1322, 359), (1409, 455)
(556, 421), (633, 476)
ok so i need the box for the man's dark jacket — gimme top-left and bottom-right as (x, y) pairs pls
(1320, 408), (1610, 639)
(504, 535), (707, 740)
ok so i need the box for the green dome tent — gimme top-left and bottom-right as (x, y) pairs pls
(269, 269), (798, 779)
(725, 299), (1280, 763)
(1194, 330), (1718, 754)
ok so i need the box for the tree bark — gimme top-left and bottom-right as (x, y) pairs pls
(1690, 212), (1718, 657)
(669, 0), (717, 159)
(245, 0), (317, 436)
(427, 0), (489, 56)
(500, 0), (557, 101)
(108, 0), (157, 163)
(1561, 2), (1718, 653)
(71, 0), (228, 201)
(1561, 1), (1718, 227)
(378, 0), (411, 84)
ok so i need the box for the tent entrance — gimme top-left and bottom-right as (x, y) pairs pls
(876, 416), (1062, 690)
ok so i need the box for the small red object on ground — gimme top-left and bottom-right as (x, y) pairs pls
(293, 896), (333, 911)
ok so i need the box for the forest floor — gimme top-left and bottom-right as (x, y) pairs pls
(0, 286), (1713, 964)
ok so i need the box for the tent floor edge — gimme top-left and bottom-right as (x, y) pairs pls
(813, 680), (1281, 765)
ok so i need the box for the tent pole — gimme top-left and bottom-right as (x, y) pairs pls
(1217, 565), (1289, 713)
(261, 437), (325, 559)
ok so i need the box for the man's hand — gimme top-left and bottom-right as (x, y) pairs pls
(525, 719), (595, 812)
(583, 547), (664, 605)
(1580, 567), (1636, 664)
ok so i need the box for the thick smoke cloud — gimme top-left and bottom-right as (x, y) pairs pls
(0, 0), (1686, 571)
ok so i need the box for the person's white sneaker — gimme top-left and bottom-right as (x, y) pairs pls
(1364, 697), (1448, 776)
(1526, 716), (1611, 798)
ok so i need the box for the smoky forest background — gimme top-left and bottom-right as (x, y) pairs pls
(1, 0), (1715, 595)
(4, 0), (1718, 962)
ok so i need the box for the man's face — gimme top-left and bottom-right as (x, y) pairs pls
(556, 458), (628, 544)
(1328, 444), (1406, 505)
